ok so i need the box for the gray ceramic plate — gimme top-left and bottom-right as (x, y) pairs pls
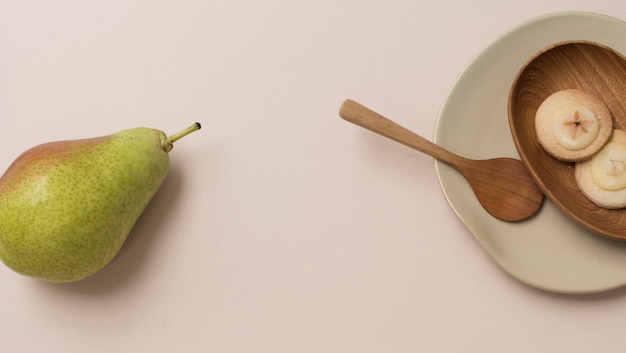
(434, 11), (626, 294)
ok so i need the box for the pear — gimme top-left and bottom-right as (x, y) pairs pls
(0, 123), (201, 283)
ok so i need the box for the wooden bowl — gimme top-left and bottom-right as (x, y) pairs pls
(509, 40), (626, 240)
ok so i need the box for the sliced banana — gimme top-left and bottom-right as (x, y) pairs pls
(589, 140), (626, 191)
(575, 129), (626, 209)
(535, 89), (612, 162)
(551, 104), (600, 150)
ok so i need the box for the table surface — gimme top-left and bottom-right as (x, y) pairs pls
(3, 1), (626, 352)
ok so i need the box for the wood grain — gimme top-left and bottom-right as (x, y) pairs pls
(509, 41), (626, 240)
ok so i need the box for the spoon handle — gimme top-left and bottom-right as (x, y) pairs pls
(339, 99), (465, 168)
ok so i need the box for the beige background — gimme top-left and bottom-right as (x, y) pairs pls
(2, 1), (626, 352)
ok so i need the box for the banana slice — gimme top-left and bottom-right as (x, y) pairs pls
(551, 104), (600, 150)
(575, 129), (626, 209)
(589, 140), (626, 191)
(535, 89), (612, 161)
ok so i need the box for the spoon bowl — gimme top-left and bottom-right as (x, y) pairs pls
(509, 40), (626, 240)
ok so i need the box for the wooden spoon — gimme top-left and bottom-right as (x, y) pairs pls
(340, 99), (544, 222)
(509, 40), (626, 240)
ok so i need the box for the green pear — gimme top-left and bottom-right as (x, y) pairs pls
(0, 123), (201, 283)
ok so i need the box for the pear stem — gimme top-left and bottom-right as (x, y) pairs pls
(166, 122), (202, 145)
